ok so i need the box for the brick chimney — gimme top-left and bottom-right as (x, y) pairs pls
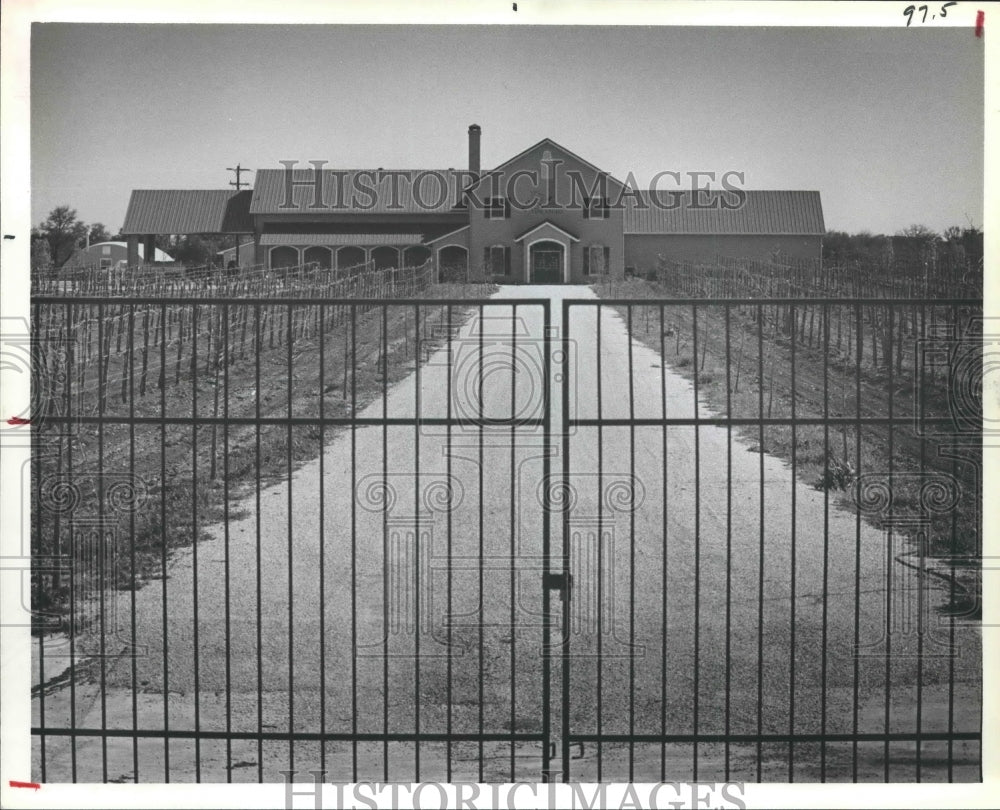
(468, 124), (481, 176)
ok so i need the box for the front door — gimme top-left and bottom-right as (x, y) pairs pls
(530, 241), (563, 284)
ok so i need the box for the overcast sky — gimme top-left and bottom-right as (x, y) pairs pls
(31, 24), (984, 235)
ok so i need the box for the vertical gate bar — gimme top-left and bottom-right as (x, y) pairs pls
(541, 300), (552, 782)
(691, 304), (701, 780)
(287, 302), (296, 775)
(160, 302), (170, 781)
(884, 305), (895, 782)
(560, 298), (572, 783)
(755, 301), (765, 782)
(724, 303), (733, 781)
(97, 301), (109, 783)
(478, 304), (485, 782)
(380, 303), (390, 781)
(446, 303), (453, 782)
(223, 303), (232, 781)
(596, 302), (604, 782)
(191, 302), (202, 781)
(947, 304), (957, 782)
(659, 304), (669, 782)
(411, 303), (422, 781)
(128, 302), (139, 781)
(35, 300), (46, 782)
(255, 304), (264, 783)
(916, 302), (925, 783)
(68, 303), (78, 782)
(319, 303), (327, 776)
(627, 306), (636, 782)
(790, 300), (798, 782)
(851, 302), (863, 782)
(351, 304), (361, 781)
(509, 303), (518, 780)
(820, 302), (831, 781)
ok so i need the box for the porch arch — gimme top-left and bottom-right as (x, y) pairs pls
(336, 245), (366, 271)
(437, 244), (468, 282)
(303, 246), (333, 269)
(269, 245), (300, 269)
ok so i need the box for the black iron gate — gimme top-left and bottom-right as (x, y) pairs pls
(29, 292), (982, 783)
(30, 295), (561, 784)
(555, 296), (982, 782)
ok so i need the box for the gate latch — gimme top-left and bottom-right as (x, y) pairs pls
(543, 571), (572, 600)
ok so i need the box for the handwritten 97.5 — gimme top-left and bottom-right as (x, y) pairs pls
(903, 2), (957, 25)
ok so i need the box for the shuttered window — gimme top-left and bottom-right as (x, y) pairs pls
(584, 244), (611, 275)
(483, 245), (510, 275)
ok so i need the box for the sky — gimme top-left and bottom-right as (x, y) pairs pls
(30, 24), (985, 235)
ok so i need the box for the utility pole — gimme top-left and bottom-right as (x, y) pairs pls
(227, 164), (250, 270)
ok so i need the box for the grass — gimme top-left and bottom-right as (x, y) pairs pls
(30, 282), (496, 634)
(593, 277), (982, 619)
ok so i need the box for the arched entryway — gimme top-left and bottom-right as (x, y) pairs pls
(269, 245), (299, 269)
(371, 246), (398, 270)
(303, 246), (332, 269)
(438, 245), (468, 282)
(336, 246), (366, 271)
(403, 245), (431, 267)
(529, 240), (564, 284)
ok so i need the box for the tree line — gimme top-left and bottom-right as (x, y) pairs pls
(31, 205), (234, 274)
(823, 223), (983, 275)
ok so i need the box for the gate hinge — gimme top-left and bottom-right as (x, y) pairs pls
(543, 571), (572, 600)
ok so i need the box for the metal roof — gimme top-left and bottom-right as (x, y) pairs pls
(424, 225), (470, 245)
(216, 241), (256, 256)
(250, 169), (467, 215)
(122, 189), (253, 234)
(624, 190), (825, 235)
(259, 233), (424, 246)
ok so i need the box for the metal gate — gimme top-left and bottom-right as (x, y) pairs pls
(28, 292), (982, 783)
(555, 296), (982, 782)
(29, 295), (561, 784)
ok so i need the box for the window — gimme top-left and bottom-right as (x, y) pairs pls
(102, 245), (112, 255)
(483, 245), (511, 276)
(100, 258), (112, 270)
(583, 196), (610, 219)
(485, 197), (510, 219)
(583, 244), (611, 276)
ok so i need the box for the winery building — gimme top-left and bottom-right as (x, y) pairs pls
(121, 125), (825, 283)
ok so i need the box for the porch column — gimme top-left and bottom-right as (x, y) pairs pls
(126, 236), (140, 268)
(142, 234), (156, 266)
(254, 232), (264, 268)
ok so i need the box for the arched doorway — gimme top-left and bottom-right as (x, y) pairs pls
(403, 245), (431, 267)
(269, 245), (299, 269)
(438, 245), (468, 282)
(336, 246), (366, 271)
(371, 246), (398, 270)
(303, 246), (332, 269)
(529, 240), (564, 284)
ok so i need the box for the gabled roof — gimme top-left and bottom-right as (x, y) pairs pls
(250, 169), (469, 215)
(122, 190), (253, 234)
(514, 220), (580, 243)
(624, 190), (825, 236)
(464, 137), (627, 192)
